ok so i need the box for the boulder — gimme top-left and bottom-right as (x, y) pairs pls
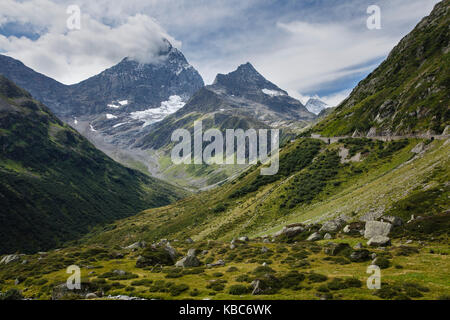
(251, 274), (280, 295)
(239, 236), (249, 242)
(113, 269), (126, 276)
(343, 222), (365, 234)
(323, 233), (333, 240)
(164, 243), (179, 260)
(207, 260), (226, 268)
(381, 216), (403, 227)
(273, 226), (304, 238)
(124, 241), (146, 250)
(349, 249), (371, 262)
(261, 247), (269, 253)
(230, 244), (236, 250)
(367, 236), (391, 247)
(364, 221), (393, 239)
(307, 232), (322, 241)
(175, 255), (201, 268)
(319, 217), (347, 233)
(86, 293), (98, 299)
(0, 254), (20, 265)
(185, 238), (194, 244)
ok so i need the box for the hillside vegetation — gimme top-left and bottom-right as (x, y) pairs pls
(0, 76), (186, 254)
(313, 0), (449, 137)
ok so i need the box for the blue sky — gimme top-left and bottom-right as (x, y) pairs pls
(0, 0), (440, 105)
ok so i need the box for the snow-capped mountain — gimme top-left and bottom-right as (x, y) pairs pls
(305, 97), (331, 115)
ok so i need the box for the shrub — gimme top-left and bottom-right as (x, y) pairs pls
(212, 272), (224, 278)
(228, 284), (252, 295)
(206, 280), (227, 292)
(308, 273), (328, 283)
(170, 284), (189, 296)
(189, 289), (200, 297)
(235, 274), (252, 283)
(0, 289), (23, 300)
(279, 271), (306, 289)
(131, 279), (153, 287)
(373, 257), (390, 269)
(252, 266), (275, 276)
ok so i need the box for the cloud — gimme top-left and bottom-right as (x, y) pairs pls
(0, 0), (441, 97)
(0, 0), (177, 84)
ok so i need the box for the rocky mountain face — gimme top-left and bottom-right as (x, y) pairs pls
(138, 63), (316, 150)
(314, 0), (450, 137)
(305, 97), (331, 115)
(0, 76), (185, 254)
(0, 42), (205, 180)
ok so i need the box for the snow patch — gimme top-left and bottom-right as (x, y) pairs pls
(106, 114), (118, 119)
(118, 100), (128, 106)
(113, 122), (127, 128)
(108, 104), (121, 109)
(262, 89), (285, 97)
(90, 124), (97, 132)
(130, 95), (185, 127)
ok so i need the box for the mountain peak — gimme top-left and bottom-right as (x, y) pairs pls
(305, 97), (330, 115)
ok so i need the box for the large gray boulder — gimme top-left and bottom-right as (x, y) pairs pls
(175, 249), (201, 268)
(307, 232), (322, 241)
(364, 221), (393, 239)
(319, 215), (349, 233)
(273, 225), (304, 238)
(367, 236), (391, 247)
(164, 243), (179, 260)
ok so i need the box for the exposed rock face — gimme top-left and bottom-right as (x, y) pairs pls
(364, 221), (393, 239)
(367, 236), (391, 247)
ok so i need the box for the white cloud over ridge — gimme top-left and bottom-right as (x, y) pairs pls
(0, 0), (441, 100)
(0, 0), (178, 84)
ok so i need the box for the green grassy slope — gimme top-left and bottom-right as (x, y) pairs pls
(0, 76), (186, 254)
(313, 0), (450, 137)
(80, 136), (449, 246)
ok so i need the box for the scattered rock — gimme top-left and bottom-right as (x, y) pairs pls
(261, 247), (269, 253)
(230, 244), (236, 250)
(319, 217), (347, 233)
(124, 241), (146, 250)
(343, 222), (365, 234)
(273, 225), (304, 238)
(113, 270), (126, 276)
(207, 260), (226, 268)
(405, 240), (413, 244)
(307, 232), (322, 241)
(371, 253), (377, 259)
(185, 238), (194, 244)
(175, 254), (201, 268)
(323, 233), (333, 240)
(86, 293), (98, 299)
(349, 249), (371, 262)
(353, 242), (363, 250)
(381, 216), (403, 227)
(367, 236), (391, 247)
(364, 221), (393, 239)
(239, 236), (249, 242)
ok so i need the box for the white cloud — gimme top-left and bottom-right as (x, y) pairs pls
(0, 1), (178, 84)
